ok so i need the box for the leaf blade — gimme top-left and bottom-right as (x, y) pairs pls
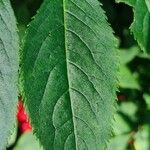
(116, 0), (136, 6)
(116, 0), (150, 53)
(21, 0), (119, 149)
(0, 0), (19, 149)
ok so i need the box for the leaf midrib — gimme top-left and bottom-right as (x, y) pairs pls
(63, 0), (78, 149)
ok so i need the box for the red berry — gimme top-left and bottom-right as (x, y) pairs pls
(20, 122), (32, 133)
(117, 95), (126, 101)
(128, 139), (134, 145)
(17, 111), (27, 123)
(16, 99), (32, 133)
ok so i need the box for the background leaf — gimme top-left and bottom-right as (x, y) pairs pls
(13, 132), (43, 150)
(134, 125), (150, 150)
(119, 65), (140, 90)
(113, 113), (131, 135)
(143, 93), (150, 110)
(0, 0), (19, 149)
(116, 0), (136, 6)
(107, 134), (131, 150)
(20, 0), (118, 149)
(119, 46), (139, 64)
(116, 0), (150, 53)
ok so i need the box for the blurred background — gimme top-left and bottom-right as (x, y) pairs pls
(8, 0), (150, 149)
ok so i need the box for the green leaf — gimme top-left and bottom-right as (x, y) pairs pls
(119, 101), (138, 122)
(143, 93), (150, 110)
(145, 0), (150, 12)
(0, 0), (19, 149)
(137, 52), (150, 60)
(119, 46), (139, 64)
(116, 0), (150, 53)
(119, 65), (140, 90)
(116, 0), (136, 6)
(113, 114), (131, 135)
(107, 134), (131, 150)
(13, 132), (43, 150)
(20, 0), (118, 149)
(134, 125), (150, 150)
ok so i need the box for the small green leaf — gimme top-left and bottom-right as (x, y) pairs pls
(116, 0), (136, 6)
(143, 93), (150, 110)
(119, 46), (139, 64)
(113, 114), (131, 135)
(119, 101), (138, 122)
(0, 0), (19, 149)
(145, 0), (150, 12)
(137, 52), (150, 60)
(20, 0), (119, 149)
(134, 125), (150, 150)
(13, 132), (43, 150)
(107, 134), (131, 150)
(116, 0), (150, 53)
(119, 65), (140, 90)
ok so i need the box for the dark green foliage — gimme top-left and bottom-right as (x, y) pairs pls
(0, 0), (149, 150)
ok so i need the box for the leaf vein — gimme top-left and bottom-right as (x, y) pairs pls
(68, 60), (104, 104)
(70, 87), (99, 122)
